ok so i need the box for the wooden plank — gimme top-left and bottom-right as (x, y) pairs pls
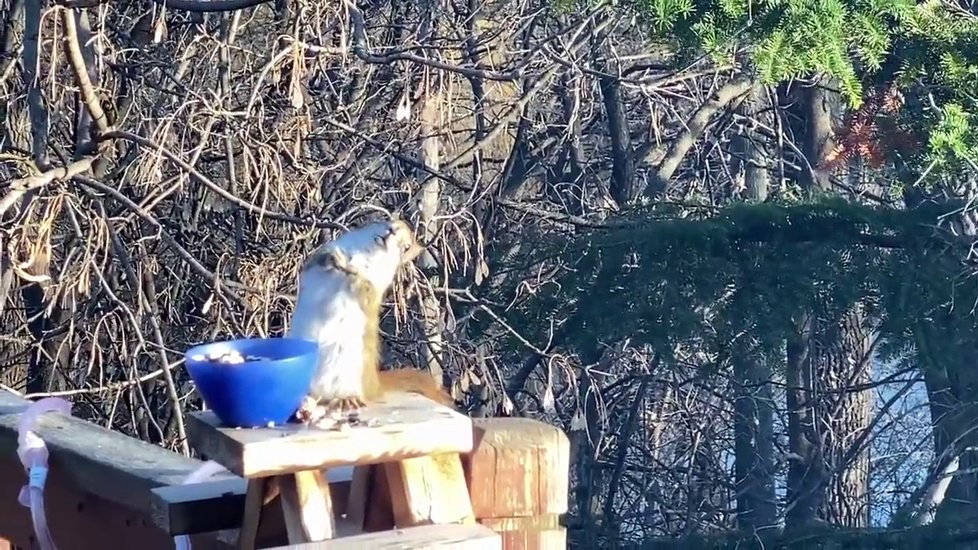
(237, 478), (268, 550)
(478, 516), (567, 550)
(492, 528), (565, 550)
(186, 393), (474, 478)
(0, 393), (27, 415)
(150, 466), (355, 536)
(344, 465), (372, 530)
(367, 464), (396, 531)
(384, 454), (475, 527)
(267, 523), (502, 549)
(464, 418), (570, 519)
(280, 471), (335, 543)
(0, 391), (236, 516)
(151, 477), (245, 536)
(219, 513), (363, 548)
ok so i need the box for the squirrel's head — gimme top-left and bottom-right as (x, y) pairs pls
(387, 218), (424, 265)
(301, 217), (424, 292)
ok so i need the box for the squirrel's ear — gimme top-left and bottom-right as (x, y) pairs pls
(389, 215), (416, 233)
(306, 245), (347, 271)
(402, 241), (424, 263)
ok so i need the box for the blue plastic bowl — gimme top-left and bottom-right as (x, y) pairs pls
(184, 337), (319, 428)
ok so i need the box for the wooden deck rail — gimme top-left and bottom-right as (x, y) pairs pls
(0, 391), (234, 549)
(0, 389), (570, 549)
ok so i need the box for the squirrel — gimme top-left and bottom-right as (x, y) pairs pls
(289, 217), (436, 418)
(262, 219), (452, 508)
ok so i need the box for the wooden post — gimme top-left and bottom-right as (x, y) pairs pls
(464, 418), (570, 550)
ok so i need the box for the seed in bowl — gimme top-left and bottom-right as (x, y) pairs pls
(206, 351), (246, 364)
(191, 351), (272, 364)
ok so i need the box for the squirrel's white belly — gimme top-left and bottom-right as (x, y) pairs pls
(288, 270), (366, 401)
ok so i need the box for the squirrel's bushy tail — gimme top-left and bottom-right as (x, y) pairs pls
(379, 368), (454, 407)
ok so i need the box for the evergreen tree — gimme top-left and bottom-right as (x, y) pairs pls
(532, 0), (978, 542)
(594, 0), (978, 169)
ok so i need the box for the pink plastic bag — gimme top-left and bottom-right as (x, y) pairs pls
(16, 397), (72, 550)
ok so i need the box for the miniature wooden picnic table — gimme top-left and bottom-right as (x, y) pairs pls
(185, 392), (498, 549)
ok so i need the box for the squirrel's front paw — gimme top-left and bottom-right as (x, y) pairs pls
(295, 395), (320, 424)
(325, 248), (352, 273)
(325, 396), (367, 414)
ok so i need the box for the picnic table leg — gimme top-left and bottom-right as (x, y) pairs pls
(279, 470), (336, 543)
(345, 465), (372, 530)
(237, 477), (268, 550)
(346, 465), (396, 532)
(383, 453), (475, 527)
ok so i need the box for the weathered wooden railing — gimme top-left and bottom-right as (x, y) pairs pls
(0, 390), (569, 549)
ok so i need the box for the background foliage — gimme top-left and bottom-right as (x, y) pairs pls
(3, 0), (978, 546)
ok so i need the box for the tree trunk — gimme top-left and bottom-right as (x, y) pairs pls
(917, 312), (978, 527)
(901, 183), (978, 528)
(731, 84), (776, 532)
(732, 351), (777, 531)
(416, 90), (447, 385)
(785, 80), (873, 529)
(786, 307), (874, 529)
(786, 312), (824, 527)
(814, 306), (874, 527)
(801, 83), (837, 191)
(597, 58), (635, 207)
